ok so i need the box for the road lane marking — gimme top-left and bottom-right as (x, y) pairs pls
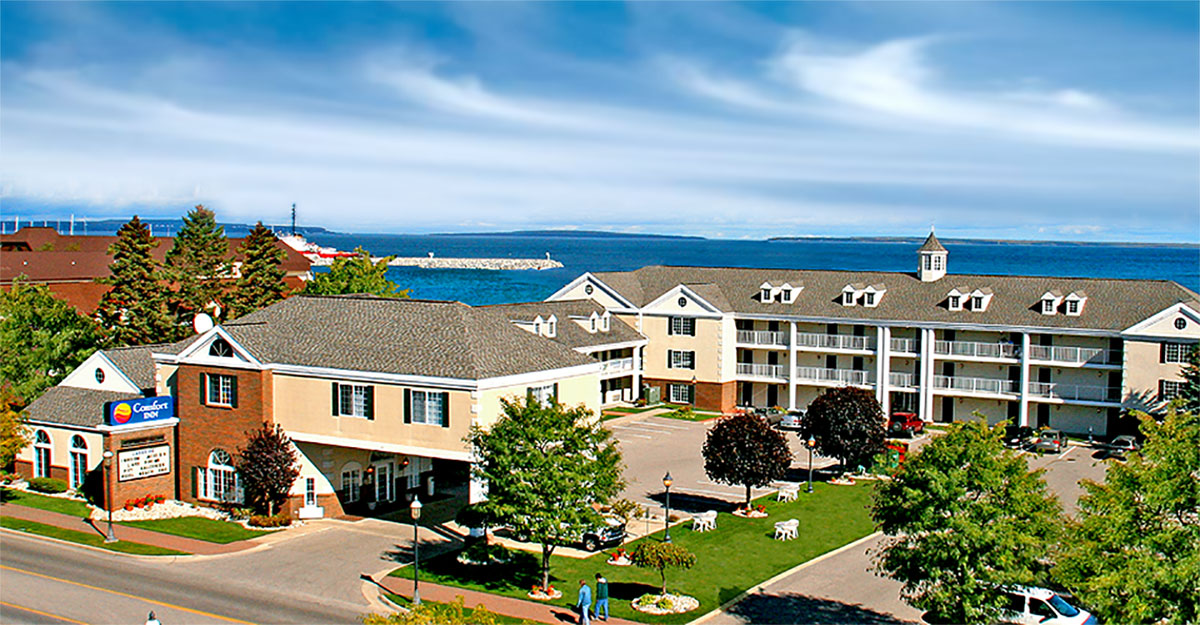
(640, 420), (691, 430)
(0, 600), (89, 624)
(0, 565), (255, 625)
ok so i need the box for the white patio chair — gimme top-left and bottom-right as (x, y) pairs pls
(692, 510), (717, 532)
(774, 518), (799, 541)
(777, 483), (800, 502)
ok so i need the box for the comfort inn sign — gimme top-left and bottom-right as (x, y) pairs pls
(106, 396), (175, 427)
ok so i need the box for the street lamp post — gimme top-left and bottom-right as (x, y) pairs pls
(410, 497), (422, 605)
(806, 438), (816, 494)
(662, 472), (673, 543)
(102, 450), (117, 543)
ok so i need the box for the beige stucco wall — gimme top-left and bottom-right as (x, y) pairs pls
(477, 372), (601, 429)
(641, 315), (724, 383)
(156, 364), (178, 397)
(60, 352), (141, 393)
(17, 425), (105, 475)
(1124, 340), (1190, 411)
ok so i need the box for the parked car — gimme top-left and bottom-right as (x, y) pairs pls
(1031, 429), (1065, 454)
(511, 516), (627, 552)
(1004, 425), (1037, 450)
(1100, 434), (1140, 459)
(1000, 585), (1096, 625)
(887, 412), (924, 437)
(780, 409), (806, 430)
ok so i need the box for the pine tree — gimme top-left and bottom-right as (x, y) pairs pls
(229, 222), (288, 318)
(1178, 344), (1200, 413)
(164, 205), (229, 330)
(95, 216), (175, 346)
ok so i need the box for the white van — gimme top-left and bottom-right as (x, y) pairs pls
(1001, 586), (1096, 625)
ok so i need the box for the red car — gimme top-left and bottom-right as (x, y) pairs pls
(888, 412), (925, 437)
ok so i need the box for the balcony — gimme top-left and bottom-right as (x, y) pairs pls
(795, 333), (876, 352)
(1030, 382), (1121, 403)
(1028, 345), (1121, 367)
(888, 372), (917, 389)
(599, 357), (634, 376)
(889, 337), (918, 354)
(736, 330), (789, 348)
(795, 366), (874, 387)
(933, 340), (1017, 360)
(737, 362), (787, 380)
(933, 375), (1016, 396)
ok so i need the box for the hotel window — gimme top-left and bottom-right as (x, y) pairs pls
(340, 464), (362, 503)
(528, 383), (557, 406)
(760, 288), (771, 301)
(601, 315), (610, 331)
(1163, 343), (1191, 364)
(669, 317), (696, 336)
(668, 383), (695, 404)
(199, 449), (242, 503)
(333, 383), (374, 419)
(534, 322), (541, 335)
(1066, 300), (1079, 315)
(590, 318), (597, 331)
(923, 256), (932, 270)
(668, 350), (695, 370)
(208, 338), (234, 358)
(948, 295), (961, 311)
(1042, 299), (1057, 315)
(864, 292), (875, 306)
(69, 435), (88, 490)
(547, 320), (556, 336)
(204, 373), (237, 407)
(1160, 380), (1184, 400)
(409, 390), (448, 426)
(933, 256), (943, 270)
(971, 296), (983, 310)
(34, 430), (51, 479)
(780, 288), (791, 302)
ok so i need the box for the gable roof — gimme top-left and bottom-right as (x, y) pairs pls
(23, 386), (141, 428)
(102, 341), (194, 391)
(587, 265), (1200, 331)
(218, 295), (596, 379)
(480, 299), (645, 351)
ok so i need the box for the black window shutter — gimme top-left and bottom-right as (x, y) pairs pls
(526, 387), (535, 402)
(1160, 343), (1167, 363)
(688, 385), (696, 404)
(403, 389), (412, 424)
(365, 386), (375, 420)
(552, 383), (559, 401)
(1159, 379), (1166, 399)
(667, 318), (674, 336)
(199, 373), (207, 406)
(331, 382), (340, 416)
(230, 376), (238, 408)
(440, 392), (450, 428)
(667, 350), (672, 368)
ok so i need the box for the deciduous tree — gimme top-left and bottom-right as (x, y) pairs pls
(229, 222), (288, 318)
(164, 205), (229, 330)
(1053, 408), (1200, 624)
(465, 396), (624, 590)
(0, 279), (105, 399)
(804, 387), (886, 472)
(95, 216), (175, 345)
(1177, 344), (1200, 413)
(872, 419), (1062, 624)
(235, 424), (300, 516)
(302, 248), (409, 298)
(702, 413), (791, 506)
(631, 541), (696, 595)
(0, 385), (30, 471)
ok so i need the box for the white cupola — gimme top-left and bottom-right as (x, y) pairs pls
(917, 231), (948, 282)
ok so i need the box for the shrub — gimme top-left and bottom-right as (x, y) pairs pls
(226, 506), (255, 520)
(667, 406), (695, 420)
(463, 541), (510, 564)
(27, 477), (68, 493)
(0, 471), (18, 484)
(610, 498), (644, 524)
(248, 512), (292, 528)
(656, 596), (675, 610)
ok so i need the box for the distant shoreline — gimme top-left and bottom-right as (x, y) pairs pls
(766, 236), (1199, 249)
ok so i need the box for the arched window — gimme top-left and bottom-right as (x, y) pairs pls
(34, 430), (51, 478)
(209, 338), (233, 358)
(198, 449), (242, 503)
(69, 435), (88, 489)
(340, 461), (363, 503)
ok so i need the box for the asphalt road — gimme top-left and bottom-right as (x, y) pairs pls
(0, 530), (375, 625)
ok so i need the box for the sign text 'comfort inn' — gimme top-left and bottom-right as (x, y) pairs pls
(106, 396), (175, 427)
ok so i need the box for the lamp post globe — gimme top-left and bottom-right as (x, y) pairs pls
(805, 438), (816, 494)
(662, 472), (673, 543)
(102, 450), (117, 543)
(410, 497), (422, 605)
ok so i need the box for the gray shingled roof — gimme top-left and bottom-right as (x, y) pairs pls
(480, 300), (645, 351)
(103, 337), (201, 391)
(918, 232), (947, 253)
(23, 386), (141, 428)
(589, 266), (1200, 331)
(222, 295), (596, 379)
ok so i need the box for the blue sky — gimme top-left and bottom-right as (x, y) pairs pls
(2, 2), (1197, 241)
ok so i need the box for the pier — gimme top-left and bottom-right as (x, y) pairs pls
(310, 254), (563, 270)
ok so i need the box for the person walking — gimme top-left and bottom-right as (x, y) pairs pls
(576, 579), (593, 625)
(594, 573), (609, 621)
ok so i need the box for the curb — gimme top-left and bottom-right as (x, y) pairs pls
(686, 531), (883, 625)
(0, 525), (191, 562)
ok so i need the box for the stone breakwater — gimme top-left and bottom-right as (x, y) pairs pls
(312, 256), (562, 270)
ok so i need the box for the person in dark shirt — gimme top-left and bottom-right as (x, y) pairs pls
(594, 573), (609, 621)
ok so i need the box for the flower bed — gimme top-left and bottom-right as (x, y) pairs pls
(829, 476), (857, 486)
(732, 504), (768, 518)
(607, 547), (633, 566)
(527, 586), (562, 601)
(632, 593), (699, 615)
(88, 499), (228, 523)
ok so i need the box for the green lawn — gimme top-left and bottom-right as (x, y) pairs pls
(0, 488), (92, 518)
(120, 516), (274, 544)
(657, 405), (723, 422)
(383, 593), (540, 625)
(0, 516), (188, 556)
(392, 482), (877, 624)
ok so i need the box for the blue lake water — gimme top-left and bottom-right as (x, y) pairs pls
(307, 233), (1200, 306)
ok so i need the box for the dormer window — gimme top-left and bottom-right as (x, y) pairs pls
(1042, 299), (1057, 315)
(948, 295), (962, 311)
(1064, 292), (1087, 316)
(1039, 291), (1063, 316)
(534, 321), (541, 335)
(971, 296), (982, 310)
(864, 292), (875, 306)
(780, 288), (791, 302)
(1066, 300), (1079, 314)
(759, 282), (774, 303)
(601, 312), (611, 332)
(590, 317), (597, 331)
(861, 284), (885, 308)
(843, 291), (856, 307)
(547, 316), (557, 337)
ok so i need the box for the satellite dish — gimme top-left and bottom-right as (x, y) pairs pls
(193, 313), (214, 334)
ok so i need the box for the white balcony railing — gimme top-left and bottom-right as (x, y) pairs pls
(599, 357), (634, 373)
(889, 337), (918, 354)
(736, 330), (789, 347)
(933, 375), (1016, 395)
(933, 340), (1017, 360)
(1028, 345), (1119, 366)
(737, 362), (787, 379)
(795, 333), (876, 352)
(888, 372), (917, 388)
(795, 366), (875, 386)
(1029, 382), (1120, 403)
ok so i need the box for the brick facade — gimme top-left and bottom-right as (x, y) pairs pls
(175, 364), (272, 505)
(642, 378), (736, 413)
(13, 460), (68, 484)
(103, 424), (177, 511)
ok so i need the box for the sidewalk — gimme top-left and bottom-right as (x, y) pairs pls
(378, 574), (640, 625)
(0, 503), (259, 555)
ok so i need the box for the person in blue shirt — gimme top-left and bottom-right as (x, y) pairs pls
(576, 579), (593, 625)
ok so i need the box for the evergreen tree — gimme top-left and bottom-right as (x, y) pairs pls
(302, 248), (409, 298)
(702, 413), (792, 506)
(164, 205), (229, 330)
(229, 222), (288, 318)
(1178, 344), (1200, 413)
(95, 216), (175, 346)
(0, 280), (106, 399)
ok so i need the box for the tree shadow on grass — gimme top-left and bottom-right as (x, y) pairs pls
(608, 581), (659, 601)
(645, 492), (738, 514)
(725, 592), (914, 625)
(412, 548), (543, 592)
